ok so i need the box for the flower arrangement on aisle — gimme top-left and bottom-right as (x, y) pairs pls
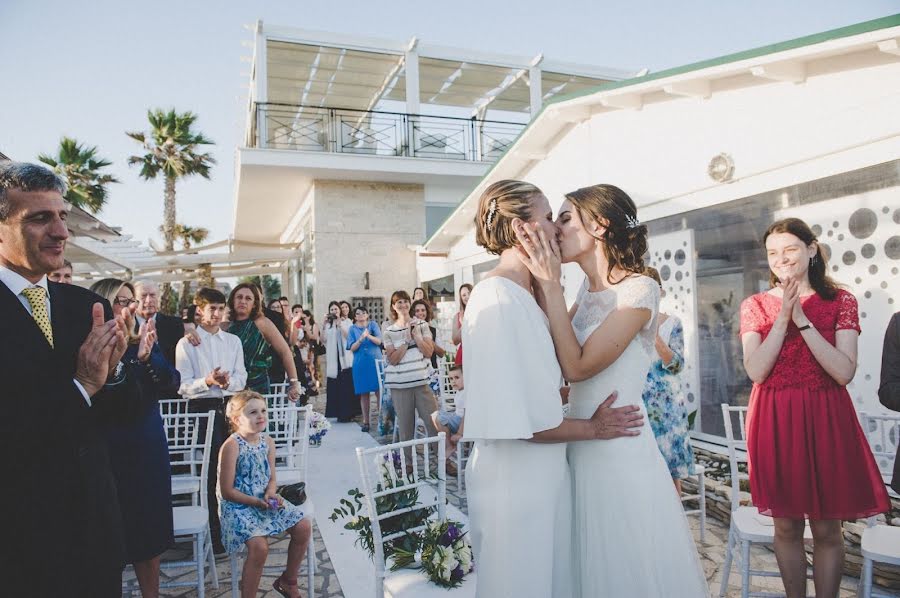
(329, 450), (474, 587)
(308, 411), (331, 446)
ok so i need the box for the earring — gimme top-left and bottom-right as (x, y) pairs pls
(810, 255), (818, 266)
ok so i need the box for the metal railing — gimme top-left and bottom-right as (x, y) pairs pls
(250, 103), (527, 163)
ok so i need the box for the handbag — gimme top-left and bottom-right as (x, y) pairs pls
(277, 481), (307, 506)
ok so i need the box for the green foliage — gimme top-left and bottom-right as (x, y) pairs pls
(38, 136), (119, 214)
(687, 409), (698, 430)
(126, 109), (215, 182)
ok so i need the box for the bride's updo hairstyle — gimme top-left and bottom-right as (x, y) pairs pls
(564, 184), (649, 284)
(474, 179), (543, 255)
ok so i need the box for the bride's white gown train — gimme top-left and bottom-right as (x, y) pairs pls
(568, 276), (709, 597)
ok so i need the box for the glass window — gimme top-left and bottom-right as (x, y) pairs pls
(646, 160), (900, 439)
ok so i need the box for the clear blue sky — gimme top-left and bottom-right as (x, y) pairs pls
(1, 0), (896, 248)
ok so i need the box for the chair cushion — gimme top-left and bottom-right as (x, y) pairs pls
(861, 525), (900, 565)
(171, 476), (200, 496)
(731, 506), (812, 544)
(173, 506), (208, 535)
(384, 569), (476, 598)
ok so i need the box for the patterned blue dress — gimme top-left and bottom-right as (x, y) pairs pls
(641, 316), (696, 480)
(217, 433), (305, 553)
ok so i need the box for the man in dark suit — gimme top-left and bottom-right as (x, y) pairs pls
(0, 162), (139, 597)
(134, 279), (184, 366)
(878, 311), (900, 494)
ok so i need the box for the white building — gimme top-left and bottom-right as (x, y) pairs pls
(232, 22), (633, 321)
(417, 15), (900, 442)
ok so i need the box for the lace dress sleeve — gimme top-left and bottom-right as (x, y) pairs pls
(835, 290), (861, 333)
(739, 295), (765, 336)
(615, 276), (660, 329)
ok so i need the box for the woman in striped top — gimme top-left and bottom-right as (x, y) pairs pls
(383, 290), (439, 462)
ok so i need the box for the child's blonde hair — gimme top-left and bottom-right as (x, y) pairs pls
(225, 390), (266, 433)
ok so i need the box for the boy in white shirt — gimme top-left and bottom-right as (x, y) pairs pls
(174, 287), (246, 553)
(431, 364), (466, 475)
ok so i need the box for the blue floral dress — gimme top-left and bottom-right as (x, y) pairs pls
(641, 316), (696, 480)
(217, 433), (305, 553)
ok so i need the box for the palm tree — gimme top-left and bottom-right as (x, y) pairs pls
(161, 223), (210, 309)
(38, 137), (119, 214)
(127, 109), (215, 311)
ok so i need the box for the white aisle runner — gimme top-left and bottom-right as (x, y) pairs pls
(307, 421), (468, 598)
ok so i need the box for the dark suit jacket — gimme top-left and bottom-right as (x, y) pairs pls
(878, 311), (900, 494)
(151, 312), (184, 367)
(0, 280), (142, 595)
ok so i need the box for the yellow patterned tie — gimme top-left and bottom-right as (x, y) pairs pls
(22, 286), (54, 348)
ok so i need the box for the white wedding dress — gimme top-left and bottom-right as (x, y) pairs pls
(567, 275), (708, 597)
(463, 276), (573, 598)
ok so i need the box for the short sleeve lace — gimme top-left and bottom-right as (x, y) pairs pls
(836, 290), (861, 333)
(571, 275), (659, 358)
(739, 295), (766, 336)
(614, 276), (660, 328)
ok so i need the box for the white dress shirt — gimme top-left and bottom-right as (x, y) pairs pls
(175, 325), (247, 399)
(0, 265), (92, 405)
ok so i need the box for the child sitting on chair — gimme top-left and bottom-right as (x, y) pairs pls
(218, 390), (312, 598)
(431, 364), (466, 476)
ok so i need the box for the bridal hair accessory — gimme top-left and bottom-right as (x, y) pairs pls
(485, 198), (498, 230)
(624, 213), (641, 229)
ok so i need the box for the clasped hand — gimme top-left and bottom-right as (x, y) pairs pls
(206, 367), (230, 389)
(776, 277), (809, 327)
(74, 303), (130, 397)
(514, 222), (562, 288)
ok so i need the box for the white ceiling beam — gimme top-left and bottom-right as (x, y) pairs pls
(545, 106), (591, 124)
(750, 61), (806, 83)
(663, 80), (711, 99)
(599, 93), (643, 110)
(877, 38), (900, 56)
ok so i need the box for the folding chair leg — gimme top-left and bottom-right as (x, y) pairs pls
(196, 531), (206, 598)
(861, 557), (873, 598)
(740, 540), (750, 598)
(307, 540), (315, 598)
(456, 449), (463, 489)
(230, 553), (241, 598)
(206, 526), (219, 588)
(719, 526), (735, 597)
(698, 470), (706, 543)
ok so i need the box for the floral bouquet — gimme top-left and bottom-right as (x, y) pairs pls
(392, 520), (474, 588)
(308, 411), (331, 446)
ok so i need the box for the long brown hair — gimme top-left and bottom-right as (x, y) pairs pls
(763, 217), (841, 300)
(564, 184), (648, 284)
(458, 283), (473, 312)
(227, 283), (263, 321)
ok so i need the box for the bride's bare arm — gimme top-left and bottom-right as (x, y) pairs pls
(528, 392), (642, 443)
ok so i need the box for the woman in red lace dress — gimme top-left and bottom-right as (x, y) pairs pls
(740, 218), (889, 598)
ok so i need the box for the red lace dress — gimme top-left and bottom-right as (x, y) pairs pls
(739, 289), (889, 520)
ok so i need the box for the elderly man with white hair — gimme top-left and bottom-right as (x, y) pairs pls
(134, 279), (184, 366)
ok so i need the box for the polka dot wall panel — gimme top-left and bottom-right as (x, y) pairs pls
(777, 186), (899, 460)
(648, 230), (702, 428)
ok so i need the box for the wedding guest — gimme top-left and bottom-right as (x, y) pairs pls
(740, 217), (889, 598)
(266, 297), (297, 387)
(227, 283), (302, 398)
(347, 305), (382, 432)
(48, 258), (73, 283)
(218, 390), (311, 598)
(91, 278), (179, 598)
(641, 267), (695, 496)
(431, 364), (465, 476)
(412, 287), (427, 302)
(304, 309), (323, 389)
(451, 283), (472, 366)
(1, 161), (138, 597)
(134, 280), (184, 367)
(324, 300), (357, 422)
(413, 299), (446, 370)
(878, 311), (900, 494)
(176, 287), (248, 552)
(383, 290), (438, 463)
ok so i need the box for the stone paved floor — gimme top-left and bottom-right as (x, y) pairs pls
(146, 393), (889, 597)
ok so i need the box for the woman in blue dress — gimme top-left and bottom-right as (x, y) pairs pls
(641, 268), (696, 495)
(90, 278), (180, 598)
(347, 305), (382, 433)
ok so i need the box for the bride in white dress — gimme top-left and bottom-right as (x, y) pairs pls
(462, 180), (645, 598)
(516, 183), (709, 597)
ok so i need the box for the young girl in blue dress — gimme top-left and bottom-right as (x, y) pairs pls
(218, 391), (312, 598)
